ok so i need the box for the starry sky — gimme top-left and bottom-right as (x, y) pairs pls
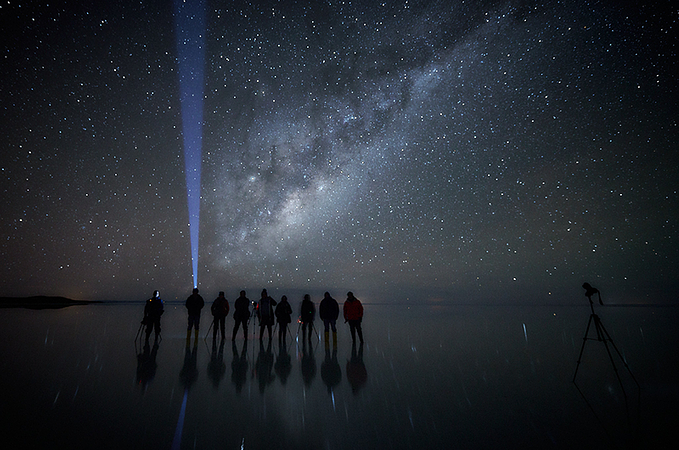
(1, 1), (677, 304)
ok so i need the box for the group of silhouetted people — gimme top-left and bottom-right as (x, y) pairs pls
(140, 288), (365, 344)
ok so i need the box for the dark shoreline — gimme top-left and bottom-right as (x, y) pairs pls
(0, 296), (102, 310)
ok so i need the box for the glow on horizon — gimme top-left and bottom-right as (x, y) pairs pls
(174, 0), (206, 288)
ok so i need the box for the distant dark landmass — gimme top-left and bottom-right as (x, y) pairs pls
(0, 296), (101, 309)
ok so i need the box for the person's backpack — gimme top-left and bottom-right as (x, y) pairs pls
(260, 297), (272, 317)
(213, 299), (228, 317)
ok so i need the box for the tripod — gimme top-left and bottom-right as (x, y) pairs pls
(135, 321), (145, 342)
(572, 290), (639, 400)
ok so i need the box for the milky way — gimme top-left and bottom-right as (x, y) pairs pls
(1, 1), (677, 303)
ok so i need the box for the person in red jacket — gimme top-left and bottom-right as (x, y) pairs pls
(343, 291), (364, 344)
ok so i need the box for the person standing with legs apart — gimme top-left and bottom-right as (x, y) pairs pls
(185, 288), (205, 342)
(211, 291), (230, 341)
(319, 292), (339, 345)
(300, 294), (316, 342)
(343, 291), (364, 344)
(232, 290), (250, 341)
(275, 295), (292, 343)
(143, 290), (164, 341)
(258, 289), (277, 340)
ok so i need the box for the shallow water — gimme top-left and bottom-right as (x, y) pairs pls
(0, 303), (676, 449)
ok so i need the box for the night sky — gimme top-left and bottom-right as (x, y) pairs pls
(2, 1), (677, 304)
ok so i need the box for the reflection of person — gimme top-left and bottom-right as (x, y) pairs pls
(274, 338), (292, 385)
(207, 339), (226, 389)
(319, 292), (339, 343)
(179, 340), (199, 391)
(321, 345), (341, 394)
(343, 291), (364, 344)
(346, 342), (367, 394)
(232, 291), (250, 341)
(143, 290), (164, 341)
(136, 340), (159, 391)
(211, 291), (230, 340)
(255, 340), (276, 393)
(185, 288), (205, 341)
(275, 295), (293, 343)
(258, 289), (277, 341)
(300, 294), (316, 341)
(231, 341), (248, 393)
(301, 337), (316, 387)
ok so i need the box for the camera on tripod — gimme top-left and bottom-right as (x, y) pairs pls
(582, 282), (603, 307)
(573, 283), (639, 396)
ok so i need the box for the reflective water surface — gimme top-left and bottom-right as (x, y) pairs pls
(0, 303), (677, 449)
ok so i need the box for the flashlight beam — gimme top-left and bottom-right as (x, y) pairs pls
(174, 0), (206, 288)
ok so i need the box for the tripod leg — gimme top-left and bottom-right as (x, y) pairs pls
(597, 320), (642, 440)
(597, 320), (640, 389)
(204, 319), (214, 341)
(596, 323), (627, 404)
(573, 314), (595, 382)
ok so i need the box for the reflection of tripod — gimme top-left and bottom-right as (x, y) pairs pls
(572, 286), (639, 398)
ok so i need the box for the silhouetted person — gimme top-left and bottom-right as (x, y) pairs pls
(207, 338), (226, 389)
(321, 345), (341, 394)
(274, 338), (292, 385)
(343, 291), (364, 344)
(300, 294), (316, 341)
(258, 289), (277, 340)
(275, 295), (293, 343)
(232, 290), (250, 341)
(301, 337), (316, 387)
(231, 341), (248, 393)
(319, 291), (339, 344)
(185, 288), (204, 341)
(346, 342), (367, 395)
(136, 340), (159, 391)
(143, 290), (164, 341)
(211, 291), (230, 340)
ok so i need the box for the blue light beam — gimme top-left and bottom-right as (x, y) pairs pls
(174, 0), (206, 288)
(171, 388), (189, 450)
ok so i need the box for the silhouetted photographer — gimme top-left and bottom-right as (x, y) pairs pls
(185, 288), (204, 342)
(232, 291), (250, 341)
(139, 290), (164, 342)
